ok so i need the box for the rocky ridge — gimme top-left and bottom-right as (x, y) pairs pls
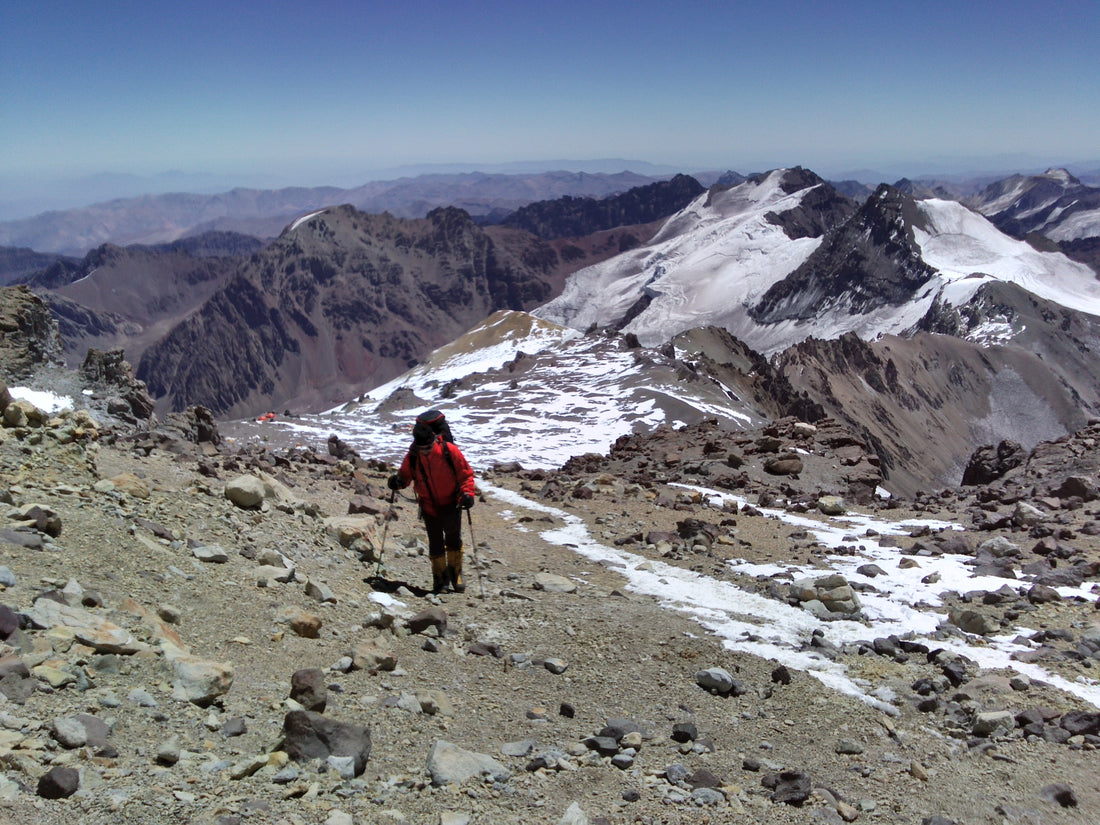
(0, 380), (1098, 824)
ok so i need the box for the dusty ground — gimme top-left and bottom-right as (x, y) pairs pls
(0, 409), (1098, 825)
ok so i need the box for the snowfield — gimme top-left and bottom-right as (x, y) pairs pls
(536, 171), (823, 348)
(913, 198), (1100, 317)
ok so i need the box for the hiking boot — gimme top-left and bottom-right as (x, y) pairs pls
(446, 548), (465, 593)
(430, 554), (449, 594)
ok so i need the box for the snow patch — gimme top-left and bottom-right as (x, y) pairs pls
(290, 209), (327, 231)
(485, 481), (1100, 710)
(7, 387), (73, 413)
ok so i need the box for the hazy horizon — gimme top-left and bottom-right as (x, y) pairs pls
(3, 1), (1098, 219)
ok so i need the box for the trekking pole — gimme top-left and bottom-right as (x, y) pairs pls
(465, 507), (485, 599)
(373, 488), (397, 577)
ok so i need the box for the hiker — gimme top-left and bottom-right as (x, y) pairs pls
(388, 417), (476, 593)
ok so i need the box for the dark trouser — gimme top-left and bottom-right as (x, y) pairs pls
(422, 507), (462, 558)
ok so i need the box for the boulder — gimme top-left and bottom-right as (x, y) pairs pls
(290, 668), (328, 712)
(25, 597), (149, 654)
(282, 710), (371, 777)
(426, 740), (510, 786)
(168, 653), (234, 706)
(350, 638), (396, 672)
(407, 607), (447, 636)
(696, 667), (735, 695)
(16, 503), (61, 537)
(764, 454), (803, 476)
(962, 440), (1025, 485)
(37, 766), (79, 799)
(225, 475), (267, 509)
(817, 496), (846, 515)
(949, 608), (998, 637)
(324, 515), (379, 550)
(791, 574), (861, 615)
(534, 573), (577, 593)
(1051, 476), (1098, 502)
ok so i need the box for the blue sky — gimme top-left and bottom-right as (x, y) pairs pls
(2, 0), (1098, 207)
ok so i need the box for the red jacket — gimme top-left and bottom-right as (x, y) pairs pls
(397, 438), (476, 517)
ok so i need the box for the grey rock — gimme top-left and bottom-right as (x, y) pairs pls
(557, 802), (589, 825)
(128, 687), (158, 707)
(671, 722), (697, 743)
(290, 668), (328, 713)
(973, 710), (1014, 737)
(949, 608), (998, 637)
(224, 475), (266, 509)
(156, 736), (181, 766)
(37, 766), (79, 799)
(666, 762), (690, 784)
(1012, 502), (1046, 526)
(272, 765), (300, 784)
(610, 752), (634, 769)
(192, 544), (229, 563)
(977, 536), (1019, 558)
(51, 716), (89, 749)
(690, 787), (726, 806)
(696, 667), (735, 695)
(427, 740), (510, 786)
(501, 739), (536, 757)
(282, 710), (371, 777)
(170, 654), (234, 706)
(221, 717), (247, 737)
(767, 770), (812, 805)
(18, 503), (62, 537)
(51, 713), (109, 750)
(534, 573), (577, 593)
(304, 578), (336, 603)
(406, 607), (447, 635)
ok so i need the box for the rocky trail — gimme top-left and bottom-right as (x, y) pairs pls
(0, 384), (1099, 825)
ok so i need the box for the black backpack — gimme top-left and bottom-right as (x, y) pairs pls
(415, 409), (454, 443)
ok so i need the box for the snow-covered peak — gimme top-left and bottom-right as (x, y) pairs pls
(1041, 167), (1075, 184)
(912, 198), (1100, 316)
(536, 169), (838, 348)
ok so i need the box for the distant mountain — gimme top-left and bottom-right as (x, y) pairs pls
(827, 180), (875, 201)
(966, 168), (1100, 241)
(531, 168), (1100, 492)
(0, 171), (670, 256)
(497, 174), (705, 239)
(750, 184), (938, 324)
(536, 168), (860, 348)
(23, 163), (1100, 497)
(132, 231), (268, 259)
(0, 246), (77, 286)
(892, 178), (954, 200)
(773, 279), (1100, 494)
(133, 204), (650, 417)
(24, 240), (242, 365)
(540, 171), (1100, 355)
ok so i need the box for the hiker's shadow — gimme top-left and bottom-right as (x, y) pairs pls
(365, 575), (430, 598)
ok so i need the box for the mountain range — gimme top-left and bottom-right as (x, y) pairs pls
(4, 164), (1100, 496)
(0, 171), (677, 257)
